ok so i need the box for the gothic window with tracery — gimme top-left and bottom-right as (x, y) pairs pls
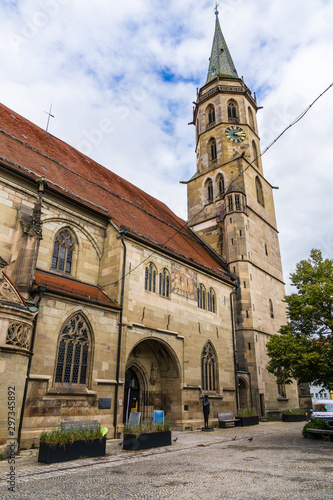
(159, 268), (170, 298)
(228, 101), (238, 120)
(207, 104), (216, 125)
(145, 262), (157, 292)
(209, 138), (217, 161)
(207, 288), (216, 313)
(255, 177), (265, 207)
(206, 179), (213, 202)
(252, 140), (259, 168)
(218, 174), (225, 196)
(51, 228), (74, 273)
(197, 284), (206, 310)
(201, 342), (216, 391)
(55, 313), (91, 385)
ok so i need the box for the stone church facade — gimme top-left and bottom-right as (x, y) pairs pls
(0, 11), (299, 455)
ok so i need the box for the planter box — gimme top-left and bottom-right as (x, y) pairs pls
(123, 431), (171, 451)
(282, 414), (307, 422)
(238, 416), (259, 427)
(38, 437), (106, 464)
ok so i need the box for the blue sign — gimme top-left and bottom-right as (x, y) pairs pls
(154, 410), (164, 425)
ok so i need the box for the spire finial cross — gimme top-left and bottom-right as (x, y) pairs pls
(215, 2), (219, 16)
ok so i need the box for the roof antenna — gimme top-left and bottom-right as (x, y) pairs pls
(44, 104), (54, 133)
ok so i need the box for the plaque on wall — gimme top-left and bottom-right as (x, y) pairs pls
(98, 398), (111, 409)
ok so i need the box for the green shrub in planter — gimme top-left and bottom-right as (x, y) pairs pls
(236, 408), (259, 418)
(302, 419), (330, 438)
(123, 419), (171, 438)
(40, 424), (105, 447)
(282, 408), (308, 416)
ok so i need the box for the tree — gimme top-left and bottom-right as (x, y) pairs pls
(266, 249), (333, 392)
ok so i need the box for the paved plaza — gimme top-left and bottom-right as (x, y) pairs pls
(0, 422), (332, 499)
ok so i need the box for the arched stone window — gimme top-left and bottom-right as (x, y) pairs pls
(248, 107), (255, 130)
(217, 174), (225, 196)
(159, 268), (170, 298)
(207, 288), (216, 313)
(145, 262), (157, 292)
(227, 100), (238, 122)
(209, 138), (217, 161)
(197, 284), (206, 310)
(206, 179), (213, 202)
(269, 299), (274, 319)
(51, 228), (75, 274)
(201, 342), (216, 391)
(54, 313), (92, 385)
(252, 140), (259, 169)
(207, 104), (216, 125)
(255, 177), (265, 207)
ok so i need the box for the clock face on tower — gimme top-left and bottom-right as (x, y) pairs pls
(225, 125), (246, 143)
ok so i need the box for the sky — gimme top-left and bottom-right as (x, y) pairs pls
(0, 0), (332, 290)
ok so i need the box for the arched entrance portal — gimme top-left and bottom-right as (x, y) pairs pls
(123, 338), (181, 425)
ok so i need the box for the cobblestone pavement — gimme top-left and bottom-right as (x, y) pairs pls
(0, 422), (332, 499)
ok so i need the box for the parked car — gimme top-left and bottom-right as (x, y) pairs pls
(311, 400), (333, 427)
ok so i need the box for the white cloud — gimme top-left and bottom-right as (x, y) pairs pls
(0, 0), (332, 289)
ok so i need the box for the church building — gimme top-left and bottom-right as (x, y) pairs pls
(0, 10), (299, 454)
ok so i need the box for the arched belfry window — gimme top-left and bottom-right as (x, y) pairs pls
(207, 104), (216, 125)
(228, 101), (238, 122)
(51, 228), (74, 274)
(248, 107), (255, 131)
(209, 138), (217, 161)
(197, 284), (206, 310)
(217, 174), (225, 196)
(55, 313), (91, 385)
(207, 288), (216, 313)
(206, 179), (213, 202)
(252, 140), (259, 169)
(255, 177), (265, 207)
(159, 268), (170, 298)
(145, 262), (157, 292)
(201, 342), (216, 391)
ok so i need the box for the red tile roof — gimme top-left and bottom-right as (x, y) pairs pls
(0, 102), (233, 283)
(34, 271), (119, 308)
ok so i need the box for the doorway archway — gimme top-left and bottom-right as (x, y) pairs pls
(124, 338), (181, 424)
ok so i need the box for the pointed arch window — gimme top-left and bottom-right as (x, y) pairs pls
(248, 107), (255, 131)
(269, 299), (274, 319)
(201, 342), (216, 391)
(218, 174), (225, 196)
(228, 101), (238, 122)
(207, 288), (216, 313)
(51, 228), (74, 273)
(255, 177), (265, 207)
(145, 262), (157, 292)
(206, 179), (213, 202)
(55, 313), (91, 385)
(252, 140), (259, 169)
(197, 284), (206, 310)
(159, 268), (170, 298)
(207, 104), (216, 125)
(209, 138), (217, 161)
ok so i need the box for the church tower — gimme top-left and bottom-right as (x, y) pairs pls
(186, 7), (299, 416)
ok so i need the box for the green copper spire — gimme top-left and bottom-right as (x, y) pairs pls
(206, 4), (238, 83)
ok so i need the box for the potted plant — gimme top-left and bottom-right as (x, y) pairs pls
(282, 408), (308, 422)
(38, 424), (107, 464)
(123, 420), (171, 451)
(236, 408), (259, 426)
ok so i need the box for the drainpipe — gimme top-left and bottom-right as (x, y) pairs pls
(113, 229), (127, 438)
(230, 282), (239, 410)
(17, 286), (45, 450)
